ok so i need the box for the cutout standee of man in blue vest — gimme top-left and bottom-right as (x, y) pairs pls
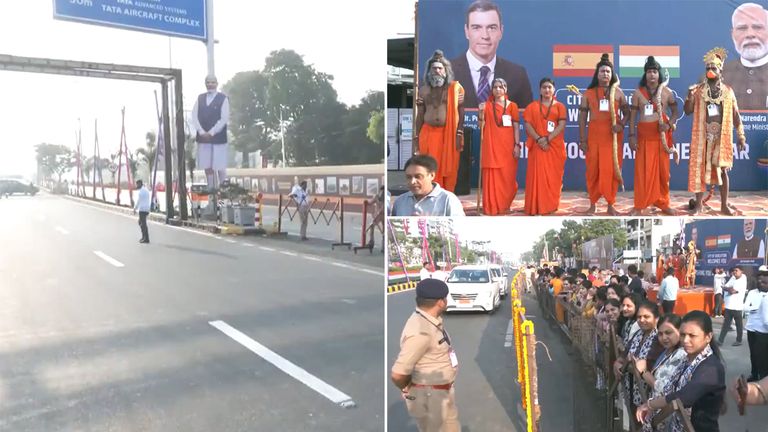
(189, 75), (230, 192)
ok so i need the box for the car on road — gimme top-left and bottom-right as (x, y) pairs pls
(445, 265), (501, 313)
(0, 179), (38, 197)
(489, 264), (508, 297)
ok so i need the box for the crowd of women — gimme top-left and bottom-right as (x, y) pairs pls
(529, 265), (768, 431)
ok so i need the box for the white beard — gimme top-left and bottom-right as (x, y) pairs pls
(737, 42), (768, 61)
(428, 74), (446, 88)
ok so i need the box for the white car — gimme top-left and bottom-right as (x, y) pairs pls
(445, 265), (501, 313)
(489, 264), (508, 297)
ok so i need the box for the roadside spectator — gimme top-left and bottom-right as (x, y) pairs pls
(718, 266), (748, 347)
(659, 267), (680, 314)
(636, 311), (726, 432)
(713, 267), (727, 318)
(289, 180), (310, 241)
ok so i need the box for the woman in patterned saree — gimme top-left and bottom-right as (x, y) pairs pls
(616, 300), (663, 430)
(635, 314), (687, 431)
(636, 311), (726, 432)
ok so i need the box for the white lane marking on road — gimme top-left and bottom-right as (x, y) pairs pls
(54, 226), (69, 235)
(302, 255), (321, 262)
(341, 299), (357, 304)
(241, 243), (254, 247)
(93, 251), (125, 268)
(259, 246), (276, 252)
(209, 320), (356, 408)
(330, 262), (381, 276)
(504, 320), (514, 348)
(223, 239), (237, 244)
(280, 251), (298, 257)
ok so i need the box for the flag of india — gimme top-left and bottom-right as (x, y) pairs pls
(619, 45), (680, 78)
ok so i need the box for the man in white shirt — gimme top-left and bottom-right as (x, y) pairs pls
(431, 264), (449, 282)
(189, 75), (230, 192)
(718, 266), (749, 346)
(713, 267), (727, 318)
(658, 267), (680, 314)
(289, 180), (310, 241)
(745, 267), (768, 381)
(134, 180), (151, 244)
(419, 262), (432, 281)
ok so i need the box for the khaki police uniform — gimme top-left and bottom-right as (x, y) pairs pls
(392, 308), (460, 432)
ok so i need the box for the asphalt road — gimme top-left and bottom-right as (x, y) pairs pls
(387, 277), (598, 432)
(0, 193), (384, 431)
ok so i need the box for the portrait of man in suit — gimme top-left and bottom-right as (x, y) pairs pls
(450, 0), (533, 109)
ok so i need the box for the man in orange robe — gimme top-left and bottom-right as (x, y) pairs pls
(629, 56), (679, 216)
(578, 54), (629, 216)
(414, 50), (465, 193)
(479, 78), (519, 215)
(683, 47), (746, 215)
(524, 77), (567, 215)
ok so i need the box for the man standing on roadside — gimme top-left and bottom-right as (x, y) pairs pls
(134, 179), (151, 244)
(718, 266), (748, 346)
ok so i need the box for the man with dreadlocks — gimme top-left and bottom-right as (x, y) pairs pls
(684, 47), (746, 215)
(413, 50), (466, 193)
(628, 56), (680, 216)
(578, 54), (630, 216)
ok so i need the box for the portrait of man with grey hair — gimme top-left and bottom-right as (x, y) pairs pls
(723, 2), (768, 110)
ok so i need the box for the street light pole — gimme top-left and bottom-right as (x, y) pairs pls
(280, 107), (286, 167)
(206, 0), (215, 77)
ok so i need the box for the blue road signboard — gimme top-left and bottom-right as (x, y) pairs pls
(53, 0), (207, 41)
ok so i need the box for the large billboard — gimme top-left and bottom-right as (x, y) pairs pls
(53, 0), (207, 41)
(417, 0), (768, 191)
(582, 235), (614, 270)
(685, 218), (766, 286)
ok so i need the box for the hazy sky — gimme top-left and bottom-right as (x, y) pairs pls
(0, 1), (387, 178)
(452, 218), (568, 259)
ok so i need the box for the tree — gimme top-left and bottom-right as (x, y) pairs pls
(135, 131), (158, 178)
(333, 91), (384, 165)
(262, 49), (340, 166)
(35, 143), (76, 182)
(223, 70), (272, 167)
(367, 109), (384, 147)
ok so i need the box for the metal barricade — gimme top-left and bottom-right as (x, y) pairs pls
(353, 199), (385, 254)
(277, 194), (351, 250)
(510, 270), (541, 432)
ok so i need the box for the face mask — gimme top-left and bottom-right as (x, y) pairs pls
(706, 70), (718, 79)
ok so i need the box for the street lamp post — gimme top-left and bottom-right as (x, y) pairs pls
(279, 107), (286, 167)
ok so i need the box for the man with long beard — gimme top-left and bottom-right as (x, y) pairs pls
(723, 2), (768, 110)
(578, 54), (630, 216)
(628, 56), (679, 216)
(413, 50), (465, 193)
(684, 48), (746, 215)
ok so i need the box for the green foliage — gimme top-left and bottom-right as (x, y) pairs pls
(525, 219), (628, 264)
(367, 109), (384, 146)
(221, 50), (384, 167)
(35, 143), (76, 182)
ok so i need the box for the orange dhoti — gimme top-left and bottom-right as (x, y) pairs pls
(523, 100), (566, 215)
(420, 123), (460, 192)
(481, 100), (519, 215)
(586, 119), (624, 205)
(634, 122), (671, 210)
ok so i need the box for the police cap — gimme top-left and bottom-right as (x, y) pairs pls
(416, 278), (449, 299)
